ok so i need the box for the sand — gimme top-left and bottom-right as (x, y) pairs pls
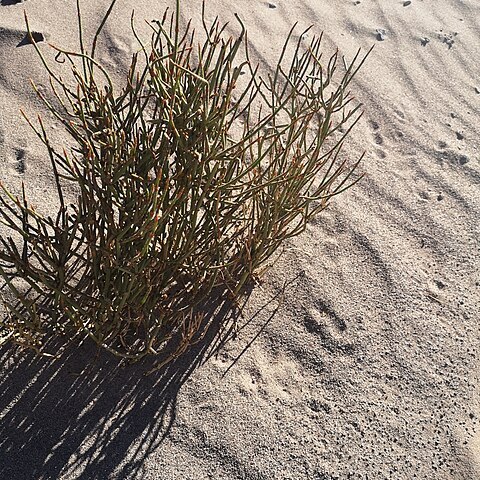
(0, 0), (479, 478)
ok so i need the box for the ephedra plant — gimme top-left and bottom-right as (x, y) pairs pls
(0, 0), (370, 367)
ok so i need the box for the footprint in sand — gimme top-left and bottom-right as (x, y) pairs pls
(307, 399), (331, 414)
(436, 149), (469, 166)
(6, 147), (27, 175)
(304, 303), (355, 355)
(437, 30), (458, 49)
(370, 120), (384, 146)
(433, 279), (446, 290)
(376, 29), (388, 41)
(418, 190), (430, 200)
(14, 148), (26, 174)
(393, 109), (406, 122)
(421, 37), (430, 46)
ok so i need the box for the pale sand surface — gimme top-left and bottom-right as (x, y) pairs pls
(0, 0), (479, 479)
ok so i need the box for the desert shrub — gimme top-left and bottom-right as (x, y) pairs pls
(0, 0), (369, 367)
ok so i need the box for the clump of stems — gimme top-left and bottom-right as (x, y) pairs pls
(0, 0), (370, 366)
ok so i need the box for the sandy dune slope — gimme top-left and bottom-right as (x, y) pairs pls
(0, 0), (479, 478)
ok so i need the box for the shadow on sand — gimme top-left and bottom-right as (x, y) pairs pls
(0, 289), (246, 480)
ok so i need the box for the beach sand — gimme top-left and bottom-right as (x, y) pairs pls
(0, 0), (479, 478)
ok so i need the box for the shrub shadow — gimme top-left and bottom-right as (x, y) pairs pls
(0, 288), (245, 480)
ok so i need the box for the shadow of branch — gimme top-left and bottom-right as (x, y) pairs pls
(0, 267), (301, 480)
(0, 288), (242, 480)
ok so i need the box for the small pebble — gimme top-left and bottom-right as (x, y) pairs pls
(268, 2), (277, 8)
(475, 87), (480, 94)
(456, 131), (464, 140)
(421, 37), (430, 46)
(403, 1), (412, 6)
